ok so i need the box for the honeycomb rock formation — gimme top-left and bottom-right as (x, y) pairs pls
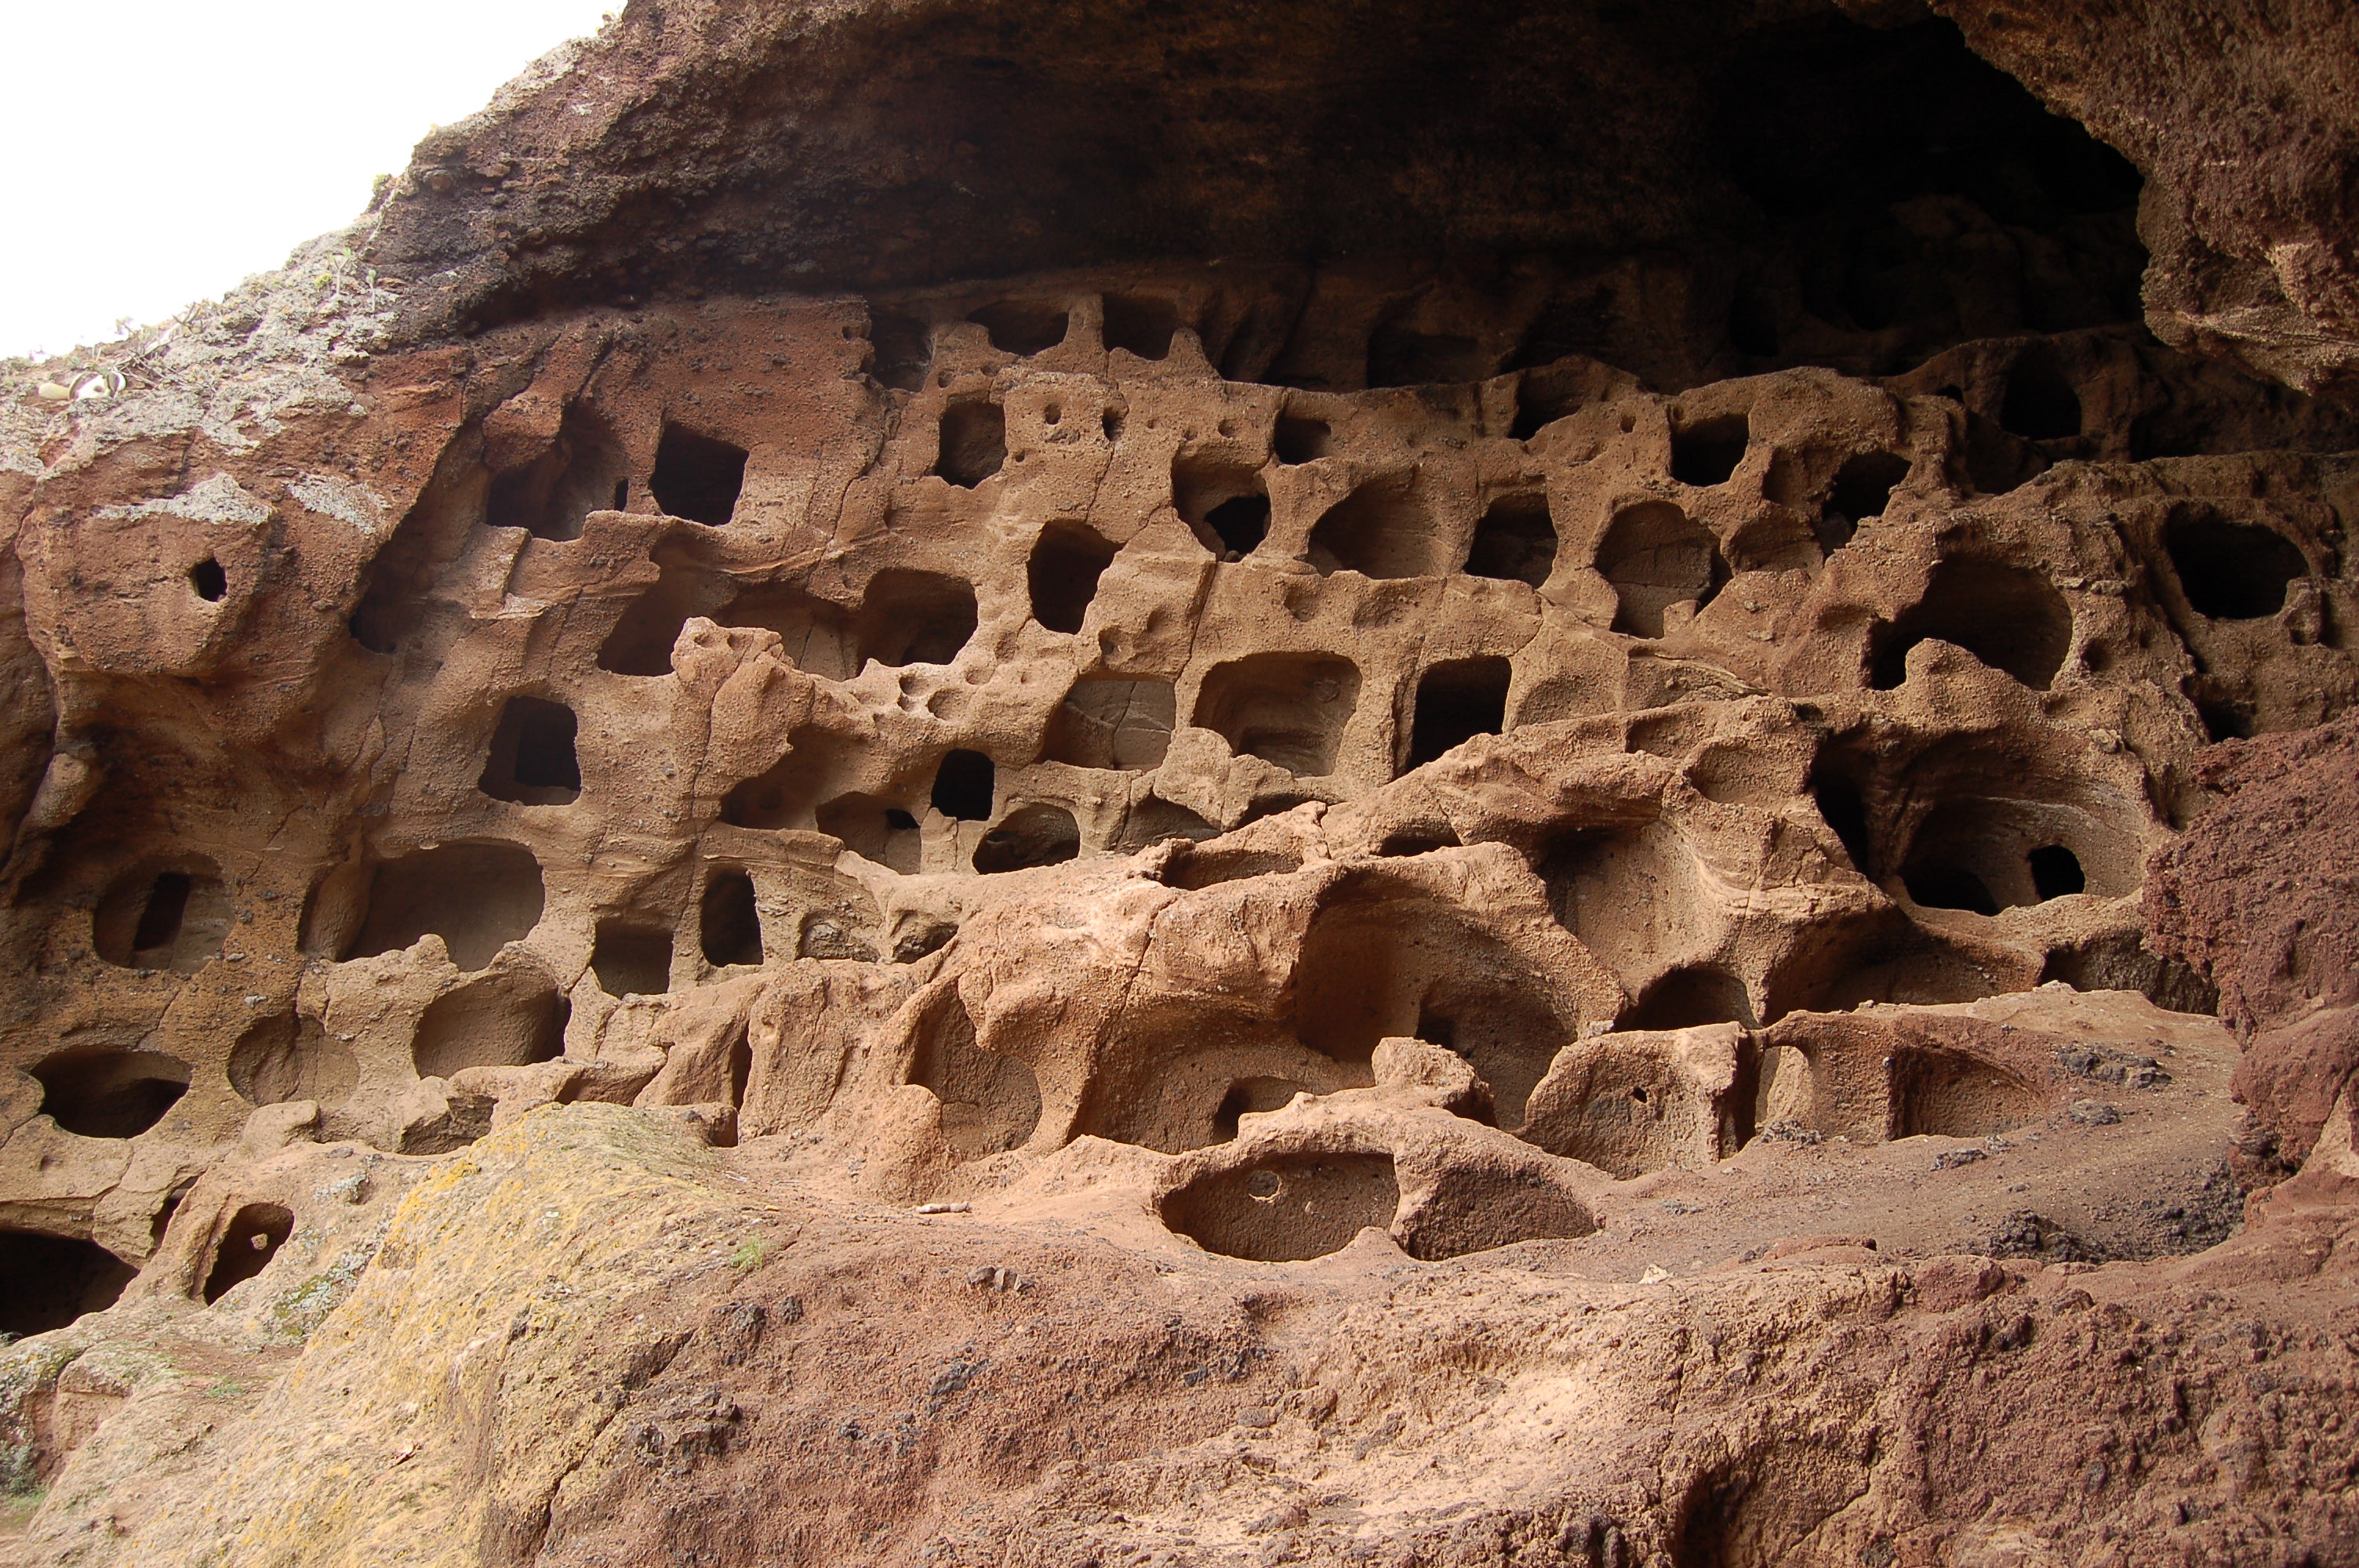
(4, 3), (2358, 1565)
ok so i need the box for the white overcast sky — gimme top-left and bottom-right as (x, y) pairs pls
(2, 0), (619, 361)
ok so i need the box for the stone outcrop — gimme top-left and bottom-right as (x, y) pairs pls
(3, 2), (2357, 1564)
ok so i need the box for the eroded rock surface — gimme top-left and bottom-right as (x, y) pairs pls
(3, 2), (2357, 1564)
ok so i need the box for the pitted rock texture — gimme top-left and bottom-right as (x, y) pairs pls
(4, 2), (2359, 1564)
(2147, 713), (2359, 1175)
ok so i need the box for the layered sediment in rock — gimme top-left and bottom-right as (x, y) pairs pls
(3, 3), (2357, 1564)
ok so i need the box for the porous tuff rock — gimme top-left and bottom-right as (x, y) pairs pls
(4, 1), (2359, 1563)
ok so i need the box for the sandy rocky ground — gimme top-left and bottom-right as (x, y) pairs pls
(3, 2), (2359, 1563)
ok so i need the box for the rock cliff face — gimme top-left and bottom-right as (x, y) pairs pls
(3, 3), (2357, 1565)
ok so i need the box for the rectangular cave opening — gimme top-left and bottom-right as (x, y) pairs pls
(1043, 677), (1176, 771)
(1464, 492), (1558, 586)
(1308, 473), (1443, 579)
(1194, 652), (1361, 779)
(340, 841), (547, 971)
(934, 400), (1006, 488)
(719, 583), (859, 680)
(485, 403), (632, 542)
(816, 792), (924, 873)
(699, 870), (765, 968)
(592, 920), (675, 996)
(1403, 656), (1512, 772)
(1027, 521), (1119, 634)
(478, 695), (582, 805)
(854, 569), (978, 667)
(649, 423), (749, 526)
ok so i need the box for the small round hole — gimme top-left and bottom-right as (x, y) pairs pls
(1043, 403), (1063, 426)
(1619, 413), (1637, 434)
(188, 558), (227, 602)
(1630, 1086), (1648, 1103)
(1245, 1169), (1281, 1200)
(1217, 418), (1237, 437)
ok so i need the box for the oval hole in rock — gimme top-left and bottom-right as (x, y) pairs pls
(1161, 1152), (1399, 1262)
(700, 871), (764, 967)
(187, 557), (227, 601)
(1172, 457), (1270, 557)
(2164, 508), (2307, 620)
(1027, 521), (1119, 633)
(201, 1203), (295, 1306)
(228, 1014), (358, 1108)
(648, 423), (748, 526)
(410, 975), (569, 1080)
(968, 301), (1069, 357)
(931, 750), (996, 821)
(31, 1047), (191, 1139)
(972, 804), (1081, 874)
(0, 1231), (136, 1337)
(2027, 844), (2085, 901)
(934, 400), (1006, 488)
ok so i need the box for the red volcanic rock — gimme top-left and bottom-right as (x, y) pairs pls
(2149, 714), (2359, 1171)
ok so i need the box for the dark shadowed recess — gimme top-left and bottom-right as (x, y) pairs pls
(0, 1231), (136, 1337)
(370, 4), (2144, 363)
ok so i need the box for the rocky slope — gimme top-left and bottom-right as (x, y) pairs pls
(3, 3), (2357, 1564)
